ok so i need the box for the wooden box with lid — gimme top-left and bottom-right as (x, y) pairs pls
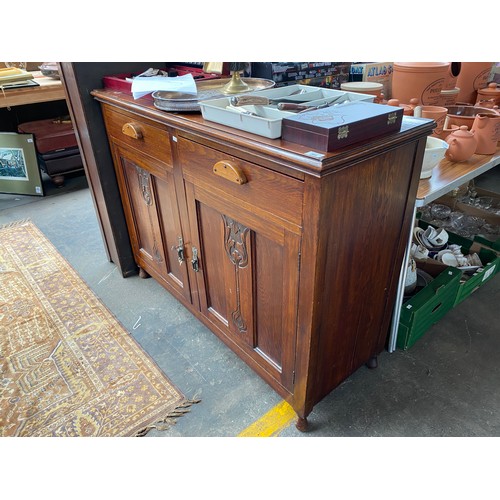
(281, 101), (404, 151)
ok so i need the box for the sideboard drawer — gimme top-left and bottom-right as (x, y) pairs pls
(177, 138), (304, 227)
(102, 106), (173, 166)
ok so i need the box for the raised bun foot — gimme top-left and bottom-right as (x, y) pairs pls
(138, 267), (150, 279)
(51, 175), (65, 187)
(296, 417), (308, 432)
(366, 356), (378, 369)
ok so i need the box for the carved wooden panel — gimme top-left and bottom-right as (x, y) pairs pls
(112, 145), (191, 303)
(184, 182), (300, 392)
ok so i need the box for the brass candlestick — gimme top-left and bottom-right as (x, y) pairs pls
(222, 62), (250, 94)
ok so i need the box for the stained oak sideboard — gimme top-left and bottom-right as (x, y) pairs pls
(92, 89), (434, 430)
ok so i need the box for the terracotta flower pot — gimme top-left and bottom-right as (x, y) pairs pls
(415, 105), (449, 136)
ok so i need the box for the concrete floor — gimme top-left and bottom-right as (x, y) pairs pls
(1, 169), (499, 440)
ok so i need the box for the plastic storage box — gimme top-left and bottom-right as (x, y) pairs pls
(397, 266), (462, 350)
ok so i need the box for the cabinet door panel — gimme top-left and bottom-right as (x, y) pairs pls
(121, 156), (165, 270)
(253, 232), (284, 368)
(113, 145), (191, 303)
(196, 202), (231, 328)
(186, 182), (299, 391)
(154, 175), (191, 299)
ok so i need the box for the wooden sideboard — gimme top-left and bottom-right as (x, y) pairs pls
(92, 89), (434, 429)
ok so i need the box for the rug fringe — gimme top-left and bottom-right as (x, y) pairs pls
(0, 218), (32, 230)
(134, 399), (201, 437)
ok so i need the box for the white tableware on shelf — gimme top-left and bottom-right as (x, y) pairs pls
(441, 253), (460, 267)
(404, 258), (418, 295)
(425, 227), (449, 247)
(420, 136), (449, 179)
(410, 243), (429, 260)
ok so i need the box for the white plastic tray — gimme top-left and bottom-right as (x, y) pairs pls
(199, 84), (375, 139)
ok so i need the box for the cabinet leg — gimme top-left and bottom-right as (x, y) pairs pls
(51, 175), (65, 187)
(296, 417), (308, 432)
(366, 356), (378, 369)
(138, 267), (150, 279)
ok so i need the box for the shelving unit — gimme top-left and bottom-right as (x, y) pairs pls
(388, 147), (500, 352)
(416, 148), (500, 207)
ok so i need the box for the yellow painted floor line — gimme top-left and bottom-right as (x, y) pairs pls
(238, 400), (296, 437)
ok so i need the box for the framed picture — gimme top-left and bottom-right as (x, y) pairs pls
(0, 133), (44, 196)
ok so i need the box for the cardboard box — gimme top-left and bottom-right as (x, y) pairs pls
(349, 62), (393, 99)
(251, 62), (351, 89)
(281, 101), (403, 152)
(432, 187), (500, 251)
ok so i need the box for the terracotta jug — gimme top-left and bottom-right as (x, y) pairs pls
(471, 113), (500, 155)
(445, 126), (478, 162)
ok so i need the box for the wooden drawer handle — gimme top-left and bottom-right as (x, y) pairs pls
(122, 122), (143, 140)
(213, 160), (247, 185)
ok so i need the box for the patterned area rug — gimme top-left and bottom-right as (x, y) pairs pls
(0, 219), (198, 436)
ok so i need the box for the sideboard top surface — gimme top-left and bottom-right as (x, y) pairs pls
(92, 89), (435, 177)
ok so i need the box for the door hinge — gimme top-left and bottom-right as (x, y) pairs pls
(292, 370), (296, 385)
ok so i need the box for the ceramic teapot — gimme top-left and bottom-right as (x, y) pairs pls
(445, 126), (478, 162)
(471, 113), (500, 155)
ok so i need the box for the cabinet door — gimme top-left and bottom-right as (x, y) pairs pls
(111, 143), (192, 304)
(184, 182), (300, 392)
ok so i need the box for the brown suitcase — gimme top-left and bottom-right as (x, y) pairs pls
(17, 117), (78, 154)
(38, 147), (83, 177)
(17, 117), (84, 186)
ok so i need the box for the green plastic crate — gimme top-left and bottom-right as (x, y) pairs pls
(397, 266), (462, 350)
(418, 218), (500, 283)
(453, 247), (499, 306)
(473, 235), (500, 253)
(421, 222), (500, 305)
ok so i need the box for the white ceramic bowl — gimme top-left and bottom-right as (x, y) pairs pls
(420, 136), (449, 179)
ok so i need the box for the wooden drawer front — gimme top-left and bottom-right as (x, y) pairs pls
(178, 138), (303, 228)
(102, 106), (173, 166)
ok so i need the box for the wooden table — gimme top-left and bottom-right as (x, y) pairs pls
(0, 71), (66, 108)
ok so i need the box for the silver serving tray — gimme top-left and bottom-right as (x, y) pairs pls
(153, 77), (275, 112)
